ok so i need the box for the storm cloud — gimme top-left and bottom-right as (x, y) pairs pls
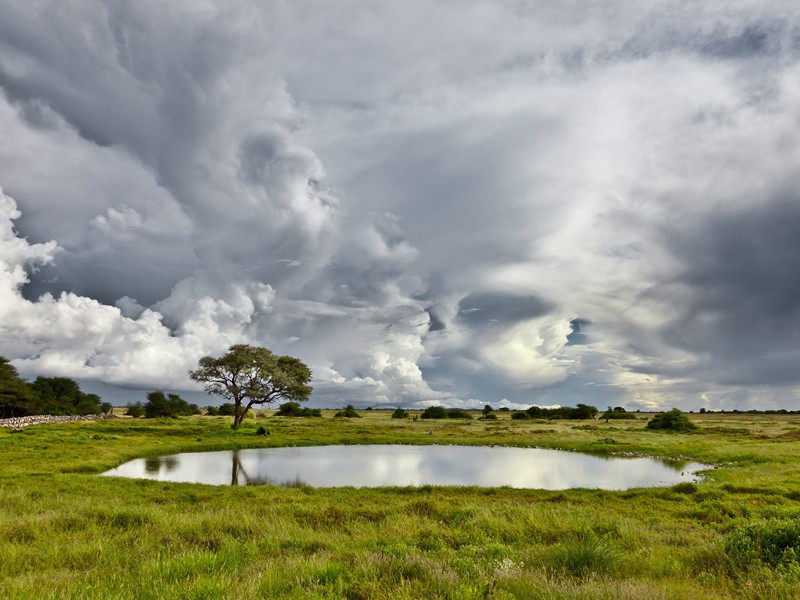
(1, 1), (799, 410)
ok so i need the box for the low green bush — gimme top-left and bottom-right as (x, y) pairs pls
(335, 404), (361, 418)
(125, 402), (144, 418)
(420, 406), (472, 419)
(724, 519), (800, 570)
(646, 409), (698, 432)
(391, 408), (409, 419)
(511, 411), (531, 420)
(276, 401), (322, 417)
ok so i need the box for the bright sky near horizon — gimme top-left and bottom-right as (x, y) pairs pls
(1, 1), (799, 410)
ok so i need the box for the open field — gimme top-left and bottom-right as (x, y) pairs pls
(1, 411), (799, 599)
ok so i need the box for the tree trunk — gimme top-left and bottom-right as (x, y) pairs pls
(232, 401), (246, 430)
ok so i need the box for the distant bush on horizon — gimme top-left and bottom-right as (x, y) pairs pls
(335, 404), (361, 418)
(420, 406), (472, 420)
(276, 401), (322, 417)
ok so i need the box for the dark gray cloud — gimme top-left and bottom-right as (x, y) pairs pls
(1, 0), (799, 410)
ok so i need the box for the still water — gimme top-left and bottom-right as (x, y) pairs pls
(102, 445), (710, 489)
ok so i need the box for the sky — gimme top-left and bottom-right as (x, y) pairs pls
(1, 1), (799, 411)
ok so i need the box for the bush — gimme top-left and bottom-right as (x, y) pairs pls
(276, 401), (321, 417)
(205, 406), (220, 416)
(446, 409), (472, 419)
(100, 402), (113, 415)
(511, 411), (531, 420)
(125, 402), (144, 418)
(480, 412), (497, 420)
(217, 403), (236, 416)
(143, 391), (196, 418)
(646, 408), (698, 432)
(724, 519), (800, 569)
(601, 407), (637, 421)
(335, 404), (361, 418)
(525, 403), (598, 420)
(392, 408), (409, 419)
(420, 406), (448, 419)
(420, 406), (472, 419)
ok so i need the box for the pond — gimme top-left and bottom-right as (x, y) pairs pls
(101, 445), (711, 489)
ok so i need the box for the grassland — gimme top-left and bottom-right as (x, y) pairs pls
(1, 410), (799, 599)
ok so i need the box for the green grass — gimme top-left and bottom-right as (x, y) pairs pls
(1, 410), (800, 598)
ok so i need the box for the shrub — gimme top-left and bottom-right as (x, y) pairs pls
(205, 406), (220, 416)
(480, 412), (498, 420)
(511, 411), (531, 420)
(526, 403), (598, 420)
(392, 408), (409, 419)
(420, 406), (472, 419)
(143, 391), (196, 418)
(275, 401), (321, 417)
(724, 519), (800, 569)
(255, 426), (269, 436)
(601, 407), (637, 421)
(335, 404), (361, 418)
(420, 406), (448, 419)
(446, 408), (472, 419)
(646, 408), (698, 432)
(125, 402), (144, 418)
(217, 403), (236, 416)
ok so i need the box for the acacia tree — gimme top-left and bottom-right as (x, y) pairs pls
(189, 344), (312, 430)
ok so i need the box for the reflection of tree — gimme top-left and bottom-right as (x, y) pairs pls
(229, 451), (307, 487)
(144, 456), (178, 474)
(231, 450), (256, 486)
(660, 458), (691, 472)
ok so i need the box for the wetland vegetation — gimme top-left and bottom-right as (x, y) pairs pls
(1, 410), (800, 599)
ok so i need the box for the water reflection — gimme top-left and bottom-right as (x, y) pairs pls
(102, 445), (711, 490)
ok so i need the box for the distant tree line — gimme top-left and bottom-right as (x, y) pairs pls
(0, 357), (110, 418)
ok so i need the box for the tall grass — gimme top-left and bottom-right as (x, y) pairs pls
(1, 411), (800, 597)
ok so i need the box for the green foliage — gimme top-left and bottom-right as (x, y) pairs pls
(33, 377), (103, 416)
(511, 411), (532, 420)
(0, 357), (41, 417)
(601, 406), (637, 421)
(217, 403), (236, 416)
(0, 360), (108, 418)
(391, 408), (409, 419)
(525, 403), (598, 420)
(125, 402), (144, 418)
(335, 404), (361, 418)
(143, 392), (195, 418)
(420, 406), (472, 419)
(420, 406), (448, 419)
(276, 401), (322, 417)
(547, 536), (616, 577)
(725, 519), (800, 570)
(189, 344), (313, 429)
(646, 409), (698, 432)
(205, 406), (219, 416)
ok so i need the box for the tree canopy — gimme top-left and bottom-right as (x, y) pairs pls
(0, 357), (104, 418)
(189, 344), (312, 429)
